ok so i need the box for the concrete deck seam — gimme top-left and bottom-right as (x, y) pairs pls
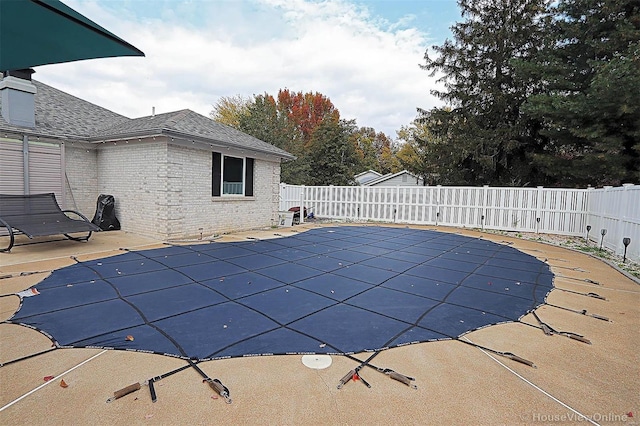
(463, 337), (600, 426)
(0, 350), (107, 412)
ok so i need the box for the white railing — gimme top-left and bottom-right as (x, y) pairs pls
(223, 182), (243, 195)
(280, 183), (639, 261)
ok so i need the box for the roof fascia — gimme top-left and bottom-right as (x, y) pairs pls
(0, 126), (91, 142)
(88, 128), (294, 161)
(163, 129), (295, 160)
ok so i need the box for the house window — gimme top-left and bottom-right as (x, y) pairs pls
(212, 152), (254, 197)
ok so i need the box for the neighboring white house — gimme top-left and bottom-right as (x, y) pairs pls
(358, 170), (424, 187)
(0, 77), (294, 240)
(354, 169), (383, 185)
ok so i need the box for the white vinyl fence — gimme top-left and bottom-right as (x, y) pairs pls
(280, 183), (640, 262)
(586, 184), (640, 261)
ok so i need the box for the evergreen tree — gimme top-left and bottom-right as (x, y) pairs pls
(524, 0), (640, 186)
(421, 0), (550, 185)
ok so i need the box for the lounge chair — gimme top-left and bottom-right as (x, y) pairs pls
(0, 193), (100, 252)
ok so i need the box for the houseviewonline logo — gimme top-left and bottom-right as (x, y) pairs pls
(521, 411), (634, 423)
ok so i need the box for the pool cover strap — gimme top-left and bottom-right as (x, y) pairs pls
(546, 303), (610, 322)
(106, 363), (193, 404)
(148, 379), (157, 403)
(531, 311), (592, 344)
(557, 288), (607, 300)
(146, 363), (192, 403)
(459, 339), (536, 368)
(338, 351), (417, 390)
(338, 349), (383, 389)
(0, 347), (57, 368)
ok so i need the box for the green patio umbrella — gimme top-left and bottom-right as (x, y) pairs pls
(0, 0), (144, 72)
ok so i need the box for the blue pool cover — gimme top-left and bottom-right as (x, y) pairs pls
(11, 226), (554, 361)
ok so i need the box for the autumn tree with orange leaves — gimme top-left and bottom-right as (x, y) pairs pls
(212, 89), (397, 185)
(275, 89), (340, 146)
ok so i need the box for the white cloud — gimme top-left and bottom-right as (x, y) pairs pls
(35, 0), (443, 137)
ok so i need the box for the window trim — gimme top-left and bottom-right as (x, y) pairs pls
(221, 154), (245, 196)
(212, 152), (254, 198)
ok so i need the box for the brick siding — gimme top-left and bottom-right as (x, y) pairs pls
(165, 144), (281, 239)
(64, 144), (98, 216)
(68, 139), (282, 239)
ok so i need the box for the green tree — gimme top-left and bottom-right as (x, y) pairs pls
(214, 89), (397, 185)
(396, 121), (435, 185)
(235, 90), (343, 184)
(398, 113), (471, 185)
(524, 0), (640, 186)
(237, 94), (311, 184)
(350, 127), (400, 174)
(237, 94), (282, 146)
(350, 127), (380, 172)
(421, 0), (550, 185)
(378, 142), (401, 174)
(307, 119), (359, 185)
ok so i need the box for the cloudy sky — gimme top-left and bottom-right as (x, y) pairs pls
(35, 0), (461, 137)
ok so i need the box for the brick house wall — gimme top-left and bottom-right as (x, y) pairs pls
(64, 138), (283, 240)
(64, 144), (98, 216)
(165, 144), (281, 239)
(96, 141), (169, 238)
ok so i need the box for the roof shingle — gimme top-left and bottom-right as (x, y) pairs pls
(0, 80), (129, 138)
(0, 80), (293, 159)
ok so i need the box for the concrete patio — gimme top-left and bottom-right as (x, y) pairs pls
(0, 224), (638, 425)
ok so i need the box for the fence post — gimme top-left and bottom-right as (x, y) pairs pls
(586, 185), (594, 242)
(299, 185), (305, 224)
(482, 185), (488, 229)
(536, 186), (543, 233)
(616, 183), (634, 255)
(395, 186), (400, 223)
(604, 186), (613, 247)
(436, 185), (442, 225)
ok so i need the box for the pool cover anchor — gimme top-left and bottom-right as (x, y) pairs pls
(531, 312), (592, 344)
(106, 382), (144, 403)
(203, 377), (232, 404)
(383, 369), (418, 390)
(188, 360), (232, 404)
(337, 368), (371, 389)
(337, 369), (356, 389)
